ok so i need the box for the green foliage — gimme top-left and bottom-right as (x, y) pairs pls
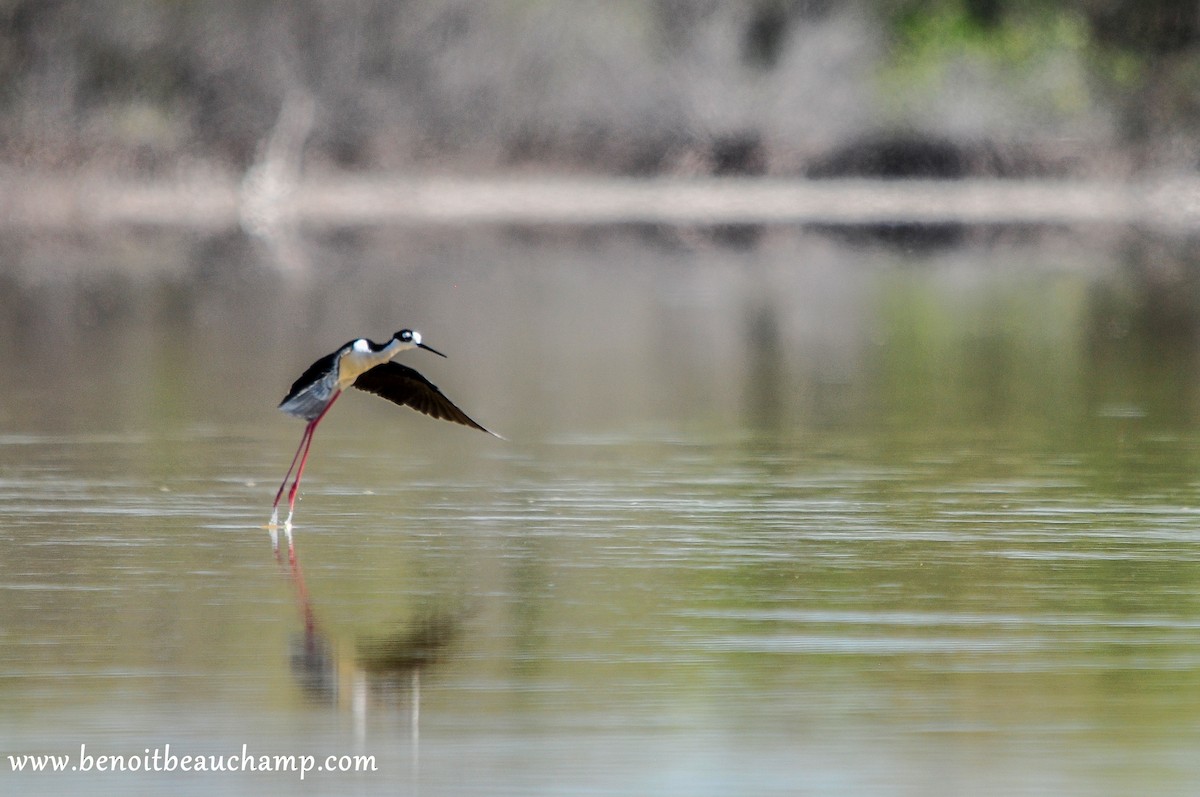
(881, 1), (1092, 111)
(890, 2), (1087, 68)
(878, 0), (1200, 143)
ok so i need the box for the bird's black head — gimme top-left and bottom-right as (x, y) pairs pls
(394, 328), (447, 357)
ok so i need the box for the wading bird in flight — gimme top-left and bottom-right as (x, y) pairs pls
(270, 329), (497, 531)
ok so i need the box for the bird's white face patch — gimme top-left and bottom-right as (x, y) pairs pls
(352, 339), (371, 353)
(410, 331), (422, 346)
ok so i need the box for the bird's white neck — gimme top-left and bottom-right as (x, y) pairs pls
(335, 338), (407, 389)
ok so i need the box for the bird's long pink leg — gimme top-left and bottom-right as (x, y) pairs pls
(273, 424), (315, 515)
(282, 391), (341, 527)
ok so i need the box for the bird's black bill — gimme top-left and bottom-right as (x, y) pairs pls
(418, 342), (447, 358)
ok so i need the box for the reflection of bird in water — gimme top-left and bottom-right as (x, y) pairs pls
(279, 542), (462, 748)
(269, 328), (498, 541)
(356, 614), (459, 678)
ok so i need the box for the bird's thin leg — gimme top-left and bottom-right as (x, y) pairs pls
(283, 391), (341, 527)
(271, 423), (315, 526)
(283, 427), (317, 529)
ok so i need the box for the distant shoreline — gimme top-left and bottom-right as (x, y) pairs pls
(4, 173), (1199, 232)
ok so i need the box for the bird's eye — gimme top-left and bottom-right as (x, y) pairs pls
(399, 330), (412, 342)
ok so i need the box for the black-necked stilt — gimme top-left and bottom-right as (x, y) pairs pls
(270, 329), (496, 529)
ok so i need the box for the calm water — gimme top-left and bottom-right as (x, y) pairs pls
(3, 224), (1200, 794)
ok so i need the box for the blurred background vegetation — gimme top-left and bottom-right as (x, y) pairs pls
(2, 0), (1200, 179)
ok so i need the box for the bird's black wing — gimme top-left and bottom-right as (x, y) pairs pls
(280, 349), (342, 407)
(352, 361), (498, 436)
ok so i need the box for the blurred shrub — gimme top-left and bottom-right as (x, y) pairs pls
(0, 0), (1197, 174)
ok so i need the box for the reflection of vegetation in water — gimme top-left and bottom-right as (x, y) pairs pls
(859, 252), (1200, 495)
(869, 264), (1089, 437)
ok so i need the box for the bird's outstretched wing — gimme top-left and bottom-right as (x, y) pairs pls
(352, 361), (499, 437)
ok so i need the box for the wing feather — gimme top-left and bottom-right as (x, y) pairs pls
(281, 350), (339, 406)
(352, 361), (498, 437)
